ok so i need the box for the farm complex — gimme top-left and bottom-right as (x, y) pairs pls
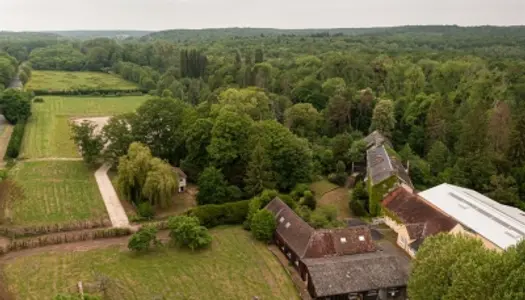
(1, 25), (525, 300)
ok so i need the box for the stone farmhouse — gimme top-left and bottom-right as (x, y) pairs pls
(265, 198), (410, 300)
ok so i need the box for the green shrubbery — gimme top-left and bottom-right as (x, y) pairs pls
(189, 200), (250, 228)
(4, 121), (26, 159)
(137, 202), (155, 220)
(251, 209), (276, 242)
(128, 226), (159, 252)
(31, 88), (147, 96)
(168, 215), (212, 250)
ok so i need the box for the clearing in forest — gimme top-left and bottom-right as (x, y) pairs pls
(2, 227), (299, 300)
(20, 95), (149, 159)
(7, 161), (108, 226)
(26, 71), (138, 91)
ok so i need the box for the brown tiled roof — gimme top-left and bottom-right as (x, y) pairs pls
(265, 198), (315, 257)
(172, 167), (187, 179)
(303, 226), (376, 258)
(266, 199), (377, 259)
(383, 186), (457, 238)
(304, 251), (410, 297)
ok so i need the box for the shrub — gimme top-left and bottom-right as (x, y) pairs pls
(291, 183), (310, 201)
(4, 121), (26, 159)
(309, 205), (341, 229)
(349, 197), (368, 217)
(295, 205), (312, 222)
(168, 215), (212, 250)
(251, 209), (276, 242)
(189, 200), (249, 228)
(33, 97), (44, 103)
(137, 202), (155, 220)
(328, 172), (348, 186)
(302, 191), (316, 210)
(127, 225), (159, 252)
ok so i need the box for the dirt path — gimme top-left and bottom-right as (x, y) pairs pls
(0, 231), (170, 263)
(95, 164), (130, 228)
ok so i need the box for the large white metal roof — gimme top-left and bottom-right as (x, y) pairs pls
(418, 183), (525, 250)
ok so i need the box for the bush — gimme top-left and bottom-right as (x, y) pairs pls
(244, 190), (279, 230)
(4, 121), (26, 159)
(189, 200), (249, 228)
(309, 205), (341, 229)
(168, 215), (212, 250)
(33, 97), (44, 103)
(349, 197), (368, 217)
(128, 225), (159, 252)
(137, 202), (155, 220)
(290, 183), (310, 201)
(251, 210), (276, 242)
(350, 181), (369, 217)
(302, 191), (316, 210)
(328, 172), (348, 186)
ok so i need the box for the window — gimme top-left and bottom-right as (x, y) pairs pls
(279, 217), (285, 223)
(340, 237), (347, 243)
(359, 235), (365, 241)
(285, 222), (291, 228)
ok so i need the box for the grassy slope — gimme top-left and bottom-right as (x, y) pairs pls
(3, 227), (299, 300)
(27, 71), (138, 91)
(8, 161), (107, 225)
(20, 95), (149, 159)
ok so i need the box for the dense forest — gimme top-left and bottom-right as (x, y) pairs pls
(2, 26), (525, 214)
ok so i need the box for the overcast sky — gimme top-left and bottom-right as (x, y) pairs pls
(1, 0), (524, 31)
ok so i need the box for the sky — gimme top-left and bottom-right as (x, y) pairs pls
(1, 0), (524, 31)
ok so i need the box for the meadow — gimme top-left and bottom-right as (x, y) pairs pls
(8, 161), (108, 226)
(20, 95), (150, 159)
(26, 71), (138, 91)
(2, 227), (299, 300)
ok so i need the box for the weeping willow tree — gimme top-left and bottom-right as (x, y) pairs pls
(117, 142), (177, 208)
(142, 158), (178, 208)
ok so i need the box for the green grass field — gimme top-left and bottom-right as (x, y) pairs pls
(27, 71), (138, 91)
(20, 95), (149, 159)
(2, 227), (298, 300)
(8, 161), (107, 225)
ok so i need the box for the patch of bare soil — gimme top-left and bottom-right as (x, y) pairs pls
(72, 116), (111, 135)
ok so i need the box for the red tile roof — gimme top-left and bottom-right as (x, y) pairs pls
(266, 198), (377, 259)
(382, 186), (457, 238)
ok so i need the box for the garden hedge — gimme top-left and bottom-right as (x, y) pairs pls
(4, 121), (26, 159)
(188, 200), (250, 228)
(31, 88), (148, 96)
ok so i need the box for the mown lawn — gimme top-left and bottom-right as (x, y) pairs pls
(2, 227), (299, 300)
(20, 95), (149, 159)
(27, 71), (138, 91)
(310, 180), (338, 200)
(8, 161), (107, 225)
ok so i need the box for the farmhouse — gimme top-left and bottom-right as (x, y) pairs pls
(363, 130), (392, 149)
(173, 167), (187, 193)
(366, 145), (412, 189)
(266, 198), (410, 300)
(419, 183), (525, 251)
(382, 185), (458, 257)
